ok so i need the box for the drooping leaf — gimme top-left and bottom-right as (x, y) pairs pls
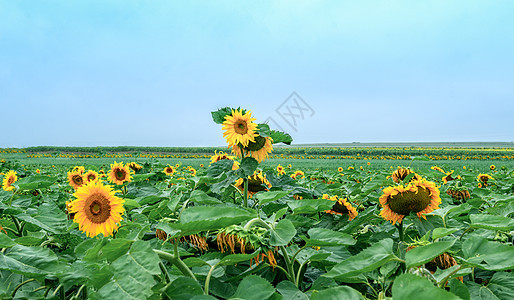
(176, 206), (256, 234)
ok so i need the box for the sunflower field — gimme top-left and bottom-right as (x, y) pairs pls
(0, 108), (513, 299)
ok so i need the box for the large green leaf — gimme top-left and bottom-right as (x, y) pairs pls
(189, 190), (222, 205)
(276, 281), (308, 300)
(304, 228), (356, 247)
(286, 199), (333, 214)
(406, 239), (456, 268)
(0, 245), (59, 280)
(255, 191), (289, 205)
(470, 214), (514, 231)
(16, 202), (67, 234)
(239, 157), (258, 178)
(467, 272), (514, 300)
(461, 237), (514, 271)
(97, 241), (161, 299)
(219, 252), (259, 266)
(392, 274), (461, 299)
(165, 277), (204, 300)
(270, 219), (297, 246)
(0, 233), (16, 248)
(211, 107), (233, 124)
(269, 130), (293, 145)
(310, 286), (363, 300)
(15, 175), (55, 191)
(230, 275), (275, 300)
(324, 239), (397, 281)
(176, 206), (256, 234)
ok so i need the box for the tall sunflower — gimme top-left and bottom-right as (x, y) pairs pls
(322, 194), (358, 220)
(231, 135), (273, 163)
(108, 161), (132, 185)
(68, 170), (85, 190)
(379, 178), (441, 225)
(68, 181), (125, 238)
(2, 170), (17, 191)
(222, 109), (258, 147)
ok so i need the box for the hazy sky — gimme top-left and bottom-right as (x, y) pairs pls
(1, 0), (513, 147)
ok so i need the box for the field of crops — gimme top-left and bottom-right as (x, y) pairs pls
(0, 108), (513, 299)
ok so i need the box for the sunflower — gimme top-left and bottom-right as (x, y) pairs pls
(389, 167), (421, 183)
(210, 151), (240, 170)
(68, 181), (125, 238)
(431, 166), (445, 174)
(235, 172), (272, 197)
(73, 166), (85, 174)
(442, 170), (459, 184)
(348, 166), (354, 170)
(127, 162), (143, 172)
(68, 170), (85, 190)
(276, 164), (285, 175)
(222, 109), (258, 148)
(2, 170), (17, 191)
(200, 164), (204, 168)
(36, 169), (41, 174)
(163, 165), (175, 176)
(322, 194), (358, 220)
(379, 178), (441, 225)
(108, 161), (132, 185)
(290, 170), (305, 180)
(477, 173), (494, 186)
(338, 167), (343, 172)
(490, 164), (496, 171)
(231, 135), (273, 163)
(83, 170), (100, 183)
(189, 167), (197, 177)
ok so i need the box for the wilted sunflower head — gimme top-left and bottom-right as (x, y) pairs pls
(163, 165), (175, 176)
(389, 167), (422, 183)
(222, 109), (258, 148)
(108, 161), (132, 185)
(68, 170), (85, 190)
(379, 179), (441, 225)
(2, 170), (17, 191)
(235, 172), (271, 196)
(323, 194), (358, 221)
(68, 181), (125, 238)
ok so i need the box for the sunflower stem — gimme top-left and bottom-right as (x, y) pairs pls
(295, 260), (309, 288)
(280, 246), (296, 284)
(10, 216), (23, 236)
(243, 218), (271, 231)
(154, 249), (197, 281)
(243, 178), (249, 208)
(71, 284), (86, 300)
(11, 278), (36, 298)
(396, 222), (406, 271)
(204, 264), (217, 295)
(159, 261), (171, 284)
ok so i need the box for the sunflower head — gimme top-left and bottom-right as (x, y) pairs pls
(189, 167), (197, 177)
(290, 170), (305, 180)
(2, 170), (17, 192)
(477, 173), (494, 186)
(231, 135), (273, 163)
(379, 179), (441, 225)
(276, 164), (285, 175)
(84, 170), (100, 183)
(431, 166), (445, 174)
(338, 167), (343, 172)
(389, 167), (421, 184)
(490, 165), (496, 170)
(222, 109), (258, 147)
(128, 162), (143, 172)
(68, 181), (125, 238)
(164, 165), (175, 176)
(73, 166), (85, 174)
(235, 172), (272, 197)
(108, 161), (132, 185)
(68, 170), (85, 190)
(36, 169), (41, 174)
(323, 194), (358, 221)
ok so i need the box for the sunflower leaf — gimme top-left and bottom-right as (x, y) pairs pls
(211, 107), (233, 124)
(15, 175), (56, 191)
(304, 228), (356, 247)
(310, 286), (364, 300)
(257, 123), (272, 138)
(405, 239), (456, 269)
(269, 130), (293, 145)
(239, 157), (258, 178)
(470, 214), (514, 231)
(230, 275), (275, 300)
(270, 219), (297, 246)
(392, 274), (461, 299)
(175, 206), (256, 234)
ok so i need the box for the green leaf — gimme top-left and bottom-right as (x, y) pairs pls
(276, 281), (308, 300)
(0, 245), (59, 280)
(212, 107), (233, 124)
(189, 190), (222, 205)
(470, 214), (514, 231)
(257, 123), (272, 138)
(16, 202), (67, 234)
(270, 219), (297, 246)
(255, 191), (289, 205)
(98, 239), (133, 262)
(230, 275), (275, 300)
(432, 228), (459, 240)
(286, 199), (333, 214)
(461, 237), (514, 271)
(406, 239), (456, 269)
(392, 274), (461, 299)
(474, 272), (514, 300)
(304, 228), (356, 247)
(310, 286), (363, 300)
(164, 277), (204, 300)
(269, 130), (293, 145)
(0, 233), (16, 248)
(239, 157), (258, 177)
(219, 252), (259, 266)
(97, 241), (161, 299)
(176, 206), (256, 234)
(448, 278), (470, 300)
(324, 239), (397, 281)
(123, 198), (141, 209)
(15, 175), (55, 190)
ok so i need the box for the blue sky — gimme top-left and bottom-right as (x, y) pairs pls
(1, 0), (513, 147)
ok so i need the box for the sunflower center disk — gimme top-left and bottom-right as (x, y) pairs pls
(85, 193), (112, 223)
(247, 178), (268, 193)
(8, 177), (15, 185)
(245, 136), (266, 151)
(73, 175), (83, 185)
(234, 121), (248, 134)
(387, 187), (431, 215)
(332, 200), (349, 214)
(115, 170), (126, 180)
